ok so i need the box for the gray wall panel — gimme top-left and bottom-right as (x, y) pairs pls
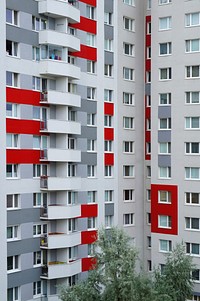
(104, 25), (114, 39)
(77, 165), (87, 178)
(7, 238), (40, 256)
(81, 152), (97, 165)
(81, 126), (97, 139)
(105, 203), (114, 216)
(21, 193), (33, 209)
(78, 191), (87, 204)
(7, 0), (38, 15)
(79, 245), (88, 258)
(20, 44), (32, 61)
(6, 25), (38, 46)
(158, 155), (171, 167)
(81, 99), (97, 113)
(104, 0), (114, 12)
(145, 83), (151, 95)
(21, 283), (32, 301)
(20, 74), (32, 90)
(8, 267), (41, 288)
(78, 218), (87, 231)
(7, 208), (40, 225)
(20, 135), (33, 149)
(158, 106), (171, 118)
(158, 130), (171, 142)
(20, 104), (33, 119)
(104, 51), (114, 65)
(20, 164), (33, 179)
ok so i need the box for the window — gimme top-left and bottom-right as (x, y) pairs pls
(160, 68), (172, 80)
(104, 64), (113, 77)
(67, 191), (78, 205)
(159, 42), (172, 55)
(105, 215), (113, 228)
(186, 66), (200, 78)
(186, 243), (200, 255)
(186, 39), (200, 53)
(105, 190), (113, 202)
(69, 246), (78, 261)
(68, 274), (78, 286)
(185, 192), (200, 205)
(6, 164), (18, 178)
(147, 46), (151, 59)
(6, 72), (18, 87)
(7, 255), (19, 272)
(147, 22), (151, 34)
(68, 137), (76, 150)
(185, 142), (200, 154)
(123, 213), (134, 226)
(7, 287), (19, 301)
(147, 260), (152, 272)
(147, 236), (151, 248)
(186, 91), (200, 104)
(104, 89), (113, 102)
(123, 189), (134, 202)
(68, 82), (77, 94)
(33, 106), (40, 120)
(123, 0), (135, 5)
(147, 0), (151, 9)
(6, 40), (18, 57)
(185, 12), (200, 27)
(104, 12), (112, 25)
(6, 134), (18, 148)
(87, 165), (96, 178)
(32, 16), (46, 31)
(87, 113), (96, 126)
(68, 163), (76, 177)
(32, 46), (40, 61)
(147, 166), (151, 177)
(185, 167), (200, 180)
(33, 224), (47, 237)
(6, 9), (18, 25)
(185, 217), (200, 230)
(159, 240), (172, 252)
(123, 17), (135, 31)
(159, 17), (172, 30)
(87, 87), (96, 100)
(123, 92), (134, 105)
(146, 119), (151, 130)
(159, 191), (171, 203)
(7, 194), (19, 209)
(87, 60), (96, 73)
(159, 167), (171, 178)
(33, 251), (42, 266)
(192, 270), (200, 282)
(33, 136), (40, 149)
(123, 165), (134, 177)
(123, 141), (134, 153)
(159, 93), (171, 105)
(33, 164), (47, 178)
(123, 117), (134, 129)
(159, 215), (172, 228)
(32, 76), (40, 91)
(159, 118), (171, 129)
(88, 244), (95, 256)
(88, 217), (96, 229)
(146, 95), (151, 107)
(146, 71), (151, 83)
(105, 165), (113, 177)
(159, 142), (171, 154)
(86, 34), (95, 47)
(147, 189), (151, 202)
(159, 0), (172, 4)
(123, 43), (134, 56)
(86, 5), (95, 20)
(6, 103), (19, 118)
(147, 213), (151, 224)
(104, 140), (113, 152)
(7, 225), (19, 240)
(123, 67), (134, 80)
(87, 139), (96, 152)
(104, 115), (113, 127)
(68, 110), (76, 122)
(185, 117), (200, 129)
(33, 192), (47, 207)
(33, 281), (42, 297)
(68, 27), (76, 36)
(104, 39), (113, 51)
(87, 191), (96, 203)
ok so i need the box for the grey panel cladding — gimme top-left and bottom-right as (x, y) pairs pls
(78, 217), (87, 231)
(158, 130), (171, 142)
(7, 208), (40, 225)
(20, 164), (33, 179)
(145, 83), (151, 96)
(8, 268), (41, 289)
(158, 155), (171, 167)
(7, 0), (38, 15)
(78, 191), (87, 205)
(21, 104), (33, 120)
(77, 85), (87, 100)
(20, 134), (33, 150)
(81, 126), (97, 139)
(81, 152), (97, 165)
(6, 25), (38, 46)
(105, 203), (114, 216)
(104, 0), (114, 12)
(20, 74), (32, 89)
(21, 193), (33, 209)
(21, 283), (33, 301)
(7, 238), (40, 256)
(104, 51), (114, 65)
(78, 245), (88, 258)
(77, 165), (87, 178)
(81, 99), (97, 113)
(104, 24), (114, 39)
(158, 106), (171, 118)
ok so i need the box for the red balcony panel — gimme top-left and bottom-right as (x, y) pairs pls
(7, 149), (41, 164)
(81, 204), (98, 218)
(104, 102), (114, 116)
(82, 257), (97, 272)
(69, 16), (96, 34)
(145, 154), (151, 161)
(145, 107), (151, 119)
(146, 35), (151, 47)
(146, 15), (151, 23)
(146, 59), (151, 71)
(79, 0), (96, 6)
(151, 184), (178, 235)
(7, 119), (41, 135)
(69, 44), (97, 61)
(81, 230), (97, 245)
(6, 88), (40, 106)
(104, 153), (114, 166)
(104, 128), (114, 141)
(145, 130), (151, 142)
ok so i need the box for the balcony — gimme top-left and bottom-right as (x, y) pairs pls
(38, 0), (80, 23)
(40, 148), (81, 162)
(39, 30), (80, 52)
(41, 259), (81, 279)
(40, 119), (81, 135)
(40, 90), (81, 107)
(40, 204), (81, 219)
(39, 59), (80, 79)
(40, 176), (81, 191)
(40, 231), (81, 249)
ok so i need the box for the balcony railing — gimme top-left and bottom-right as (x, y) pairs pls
(68, 0), (79, 8)
(40, 91), (48, 102)
(40, 149), (47, 160)
(41, 175), (48, 188)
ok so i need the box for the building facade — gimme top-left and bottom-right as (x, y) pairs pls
(2, 0), (200, 300)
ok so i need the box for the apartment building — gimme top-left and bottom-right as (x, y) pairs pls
(2, 0), (200, 300)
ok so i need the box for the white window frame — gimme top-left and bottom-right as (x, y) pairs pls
(159, 67), (172, 80)
(123, 141), (134, 153)
(105, 190), (113, 202)
(185, 217), (200, 230)
(186, 242), (200, 256)
(159, 166), (171, 178)
(104, 39), (113, 52)
(123, 92), (134, 105)
(104, 165), (113, 177)
(123, 0), (135, 5)
(67, 191), (78, 205)
(123, 43), (134, 56)
(87, 87), (96, 100)
(159, 239), (172, 252)
(123, 189), (134, 202)
(6, 9), (18, 26)
(7, 287), (19, 301)
(33, 224), (47, 237)
(104, 12), (112, 25)
(88, 217), (96, 229)
(87, 139), (96, 152)
(123, 117), (134, 129)
(185, 142), (200, 154)
(123, 165), (134, 177)
(186, 66), (200, 78)
(105, 215), (113, 228)
(6, 164), (18, 178)
(123, 67), (134, 81)
(104, 89), (113, 102)
(159, 16), (172, 30)
(159, 0), (172, 4)
(7, 194), (19, 210)
(7, 255), (20, 273)
(87, 113), (96, 126)
(158, 215), (172, 228)
(186, 39), (200, 53)
(185, 12), (200, 27)
(158, 191), (171, 203)
(86, 5), (95, 20)
(86, 34), (96, 47)
(7, 225), (19, 241)
(159, 42), (172, 55)
(185, 167), (200, 180)
(87, 60), (96, 74)
(6, 103), (19, 118)
(104, 115), (113, 127)
(104, 64), (113, 77)
(185, 117), (200, 129)
(159, 93), (171, 105)
(159, 118), (171, 129)
(185, 192), (200, 205)
(33, 281), (42, 297)
(123, 17), (135, 31)
(6, 71), (19, 87)
(87, 191), (97, 203)
(68, 137), (76, 150)
(68, 163), (76, 177)
(33, 251), (42, 267)
(104, 140), (113, 152)
(87, 165), (96, 178)
(6, 40), (18, 57)
(159, 142), (171, 154)
(123, 213), (134, 226)
(6, 134), (18, 148)
(185, 91), (200, 104)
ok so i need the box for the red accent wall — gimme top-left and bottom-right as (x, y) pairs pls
(7, 149), (41, 164)
(70, 44), (97, 61)
(104, 102), (114, 116)
(81, 230), (97, 244)
(6, 88), (40, 106)
(7, 119), (41, 135)
(151, 184), (178, 235)
(79, 0), (96, 6)
(81, 204), (98, 218)
(146, 59), (151, 71)
(104, 153), (114, 166)
(69, 16), (96, 34)
(82, 257), (97, 272)
(104, 128), (114, 141)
